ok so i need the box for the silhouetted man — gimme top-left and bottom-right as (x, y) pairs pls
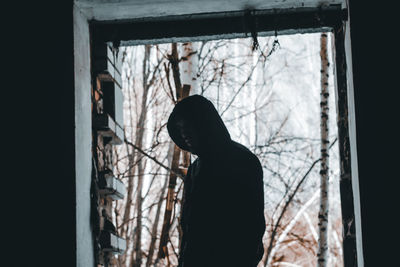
(167, 95), (266, 267)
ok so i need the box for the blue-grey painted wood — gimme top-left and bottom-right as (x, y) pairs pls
(76, 0), (343, 21)
(93, 114), (124, 145)
(74, 4), (96, 267)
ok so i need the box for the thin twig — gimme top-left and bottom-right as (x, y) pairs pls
(124, 138), (184, 179)
(264, 138), (337, 266)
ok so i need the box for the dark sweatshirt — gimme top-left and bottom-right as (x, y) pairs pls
(167, 95), (266, 267)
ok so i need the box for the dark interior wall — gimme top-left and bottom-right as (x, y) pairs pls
(348, 1), (399, 266)
(5, 1), (76, 266)
(4, 1), (398, 266)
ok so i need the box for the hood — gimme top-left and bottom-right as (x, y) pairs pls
(167, 95), (231, 156)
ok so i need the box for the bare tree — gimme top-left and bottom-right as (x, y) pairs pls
(317, 32), (330, 267)
(158, 42), (193, 263)
(115, 44), (166, 266)
(180, 42), (199, 95)
(109, 33), (342, 267)
(146, 141), (174, 267)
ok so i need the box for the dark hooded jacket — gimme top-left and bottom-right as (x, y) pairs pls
(167, 95), (266, 267)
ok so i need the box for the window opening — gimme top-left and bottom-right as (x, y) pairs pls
(89, 6), (359, 267)
(95, 33), (343, 267)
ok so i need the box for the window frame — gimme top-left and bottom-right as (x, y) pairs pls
(88, 5), (362, 266)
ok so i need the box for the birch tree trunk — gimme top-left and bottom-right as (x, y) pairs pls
(180, 42), (199, 95)
(179, 41), (198, 176)
(317, 32), (330, 267)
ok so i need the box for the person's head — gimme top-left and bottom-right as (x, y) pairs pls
(167, 95), (232, 157)
(174, 115), (200, 155)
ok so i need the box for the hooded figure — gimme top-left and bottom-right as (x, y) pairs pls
(167, 95), (266, 267)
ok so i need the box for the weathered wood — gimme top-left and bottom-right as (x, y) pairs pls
(99, 230), (127, 254)
(102, 81), (124, 128)
(93, 42), (122, 75)
(96, 66), (123, 89)
(92, 6), (345, 46)
(93, 113), (124, 145)
(91, 41), (127, 267)
(98, 170), (126, 200)
(334, 25), (358, 267)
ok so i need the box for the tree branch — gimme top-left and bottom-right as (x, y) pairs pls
(124, 138), (184, 179)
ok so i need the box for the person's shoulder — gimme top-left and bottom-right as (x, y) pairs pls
(229, 140), (262, 168)
(227, 141), (263, 186)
